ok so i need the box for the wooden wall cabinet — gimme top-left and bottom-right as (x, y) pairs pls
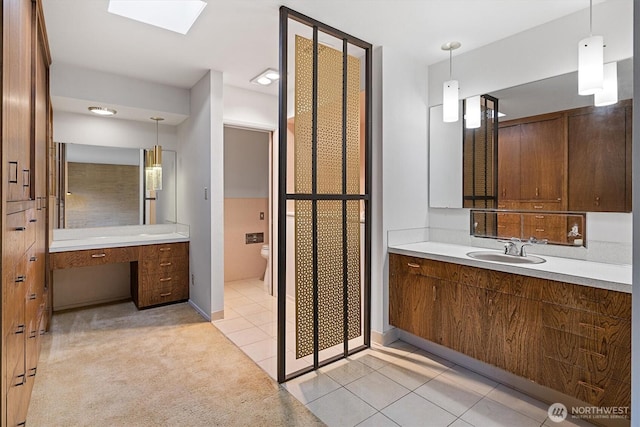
(498, 114), (565, 205)
(389, 254), (630, 410)
(567, 101), (632, 212)
(497, 101), (632, 214)
(2, 1), (51, 426)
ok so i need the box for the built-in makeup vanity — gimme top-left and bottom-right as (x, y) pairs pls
(388, 241), (631, 422)
(50, 224), (190, 309)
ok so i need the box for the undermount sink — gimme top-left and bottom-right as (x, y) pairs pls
(466, 251), (546, 264)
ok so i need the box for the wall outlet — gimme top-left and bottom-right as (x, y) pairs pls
(191, 273), (195, 286)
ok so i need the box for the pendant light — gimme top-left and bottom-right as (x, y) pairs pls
(578, 0), (603, 95)
(465, 95), (481, 129)
(146, 117), (164, 191)
(442, 41), (461, 123)
(594, 62), (618, 106)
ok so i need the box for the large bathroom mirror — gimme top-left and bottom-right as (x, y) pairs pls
(430, 57), (633, 215)
(55, 143), (177, 229)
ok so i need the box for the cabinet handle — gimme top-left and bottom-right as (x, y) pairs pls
(407, 263), (420, 268)
(533, 205), (543, 209)
(160, 262), (172, 267)
(15, 275), (26, 283)
(159, 247), (172, 252)
(535, 228), (545, 232)
(28, 367), (37, 377)
(594, 196), (601, 206)
(22, 169), (30, 187)
(579, 348), (606, 359)
(159, 277), (172, 282)
(15, 226), (26, 231)
(14, 374), (26, 387)
(17, 422), (26, 427)
(9, 161), (18, 183)
(29, 293), (37, 300)
(579, 322), (605, 332)
(16, 324), (26, 334)
(433, 285), (436, 302)
(160, 292), (172, 297)
(535, 188), (539, 197)
(577, 381), (604, 394)
(535, 215), (545, 219)
(29, 330), (37, 338)
(30, 256), (37, 262)
(502, 188), (506, 197)
(29, 218), (37, 223)
(91, 253), (106, 258)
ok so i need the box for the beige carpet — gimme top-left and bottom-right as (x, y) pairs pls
(27, 302), (324, 427)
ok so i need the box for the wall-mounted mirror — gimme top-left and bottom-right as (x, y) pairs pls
(55, 143), (177, 228)
(429, 57), (633, 214)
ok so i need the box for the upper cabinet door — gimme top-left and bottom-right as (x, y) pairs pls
(568, 105), (629, 212)
(519, 117), (564, 201)
(5, 0), (34, 202)
(497, 124), (521, 202)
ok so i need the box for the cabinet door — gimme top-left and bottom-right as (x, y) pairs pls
(568, 106), (627, 212)
(430, 279), (460, 349)
(497, 124), (521, 201)
(5, 0), (33, 201)
(520, 117), (564, 201)
(389, 258), (429, 338)
(457, 284), (485, 360)
(505, 296), (541, 381)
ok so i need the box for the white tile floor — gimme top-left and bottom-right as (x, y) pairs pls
(214, 279), (595, 427)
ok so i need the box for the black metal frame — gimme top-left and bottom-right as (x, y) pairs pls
(277, 6), (372, 383)
(462, 94), (499, 208)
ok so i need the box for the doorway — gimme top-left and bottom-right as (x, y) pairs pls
(223, 126), (273, 294)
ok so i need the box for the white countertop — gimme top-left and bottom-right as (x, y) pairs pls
(49, 224), (189, 253)
(388, 241), (632, 293)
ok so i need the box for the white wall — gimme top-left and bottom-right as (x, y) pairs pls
(224, 127), (270, 198)
(631, 1), (639, 419)
(223, 85), (278, 130)
(425, 0), (633, 263)
(373, 47), (429, 338)
(177, 70), (224, 319)
(53, 111), (179, 151)
(51, 63), (190, 118)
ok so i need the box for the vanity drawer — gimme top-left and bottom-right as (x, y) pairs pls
(51, 246), (140, 269)
(518, 201), (562, 211)
(141, 242), (188, 262)
(138, 272), (188, 307)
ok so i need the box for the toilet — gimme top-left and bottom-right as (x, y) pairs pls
(260, 244), (270, 293)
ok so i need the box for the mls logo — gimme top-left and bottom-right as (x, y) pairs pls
(548, 403), (568, 422)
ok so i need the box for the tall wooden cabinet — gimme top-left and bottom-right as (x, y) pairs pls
(2, 1), (51, 426)
(567, 100), (632, 212)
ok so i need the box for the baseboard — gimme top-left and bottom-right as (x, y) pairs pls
(187, 300), (211, 321)
(371, 327), (398, 346)
(52, 295), (131, 312)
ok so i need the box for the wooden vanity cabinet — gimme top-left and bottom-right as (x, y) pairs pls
(389, 253), (631, 409)
(133, 242), (189, 308)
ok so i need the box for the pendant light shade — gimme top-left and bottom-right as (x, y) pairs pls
(441, 41), (461, 123)
(578, 35), (604, 95)
(443, 80), (459, 123)
(594, 61), (618, 106)
(465, 95), (481, 129)
(146, 117), (164, 191)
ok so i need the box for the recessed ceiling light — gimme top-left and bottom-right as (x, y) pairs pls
(251, 68), (280, 86)
(88, 106), (117, 116)
(107, 0), (207, 35)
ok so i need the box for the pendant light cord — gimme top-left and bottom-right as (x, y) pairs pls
(589, 0), (593, 35)
(449, 49), (453, 79)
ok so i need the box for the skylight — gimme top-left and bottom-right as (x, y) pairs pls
(108, 0), (207, 35)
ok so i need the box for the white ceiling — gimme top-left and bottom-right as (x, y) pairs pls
(42, 0), (604, 102)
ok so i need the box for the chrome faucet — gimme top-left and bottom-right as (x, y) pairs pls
(500, 237), (547, 257)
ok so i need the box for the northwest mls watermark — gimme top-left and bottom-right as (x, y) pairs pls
(548, 403), (630, 422)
